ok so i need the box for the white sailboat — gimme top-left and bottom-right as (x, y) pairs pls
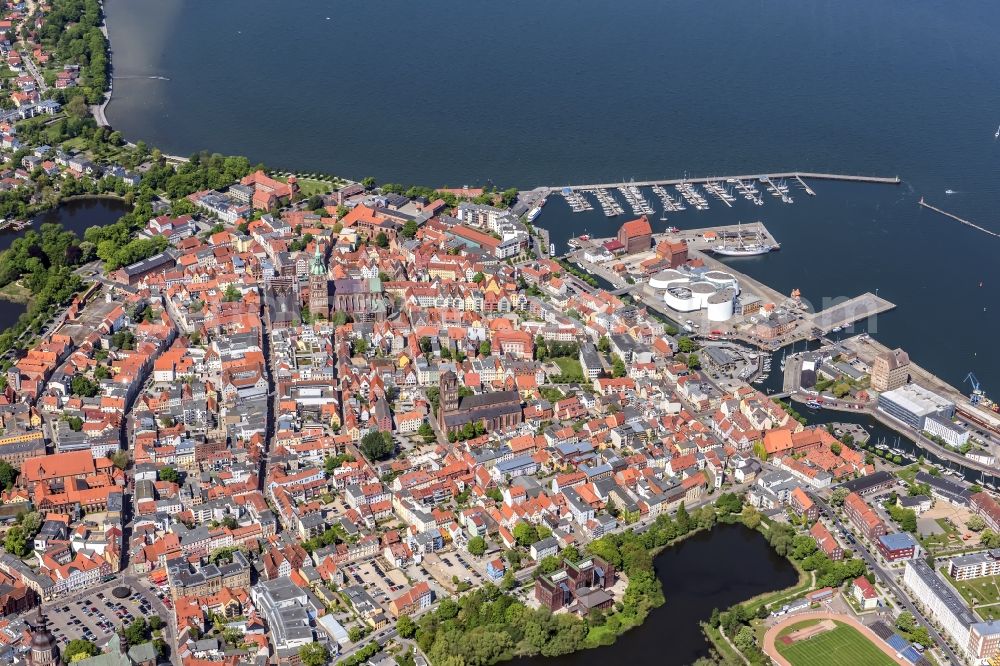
(995, 124), (1000, 139)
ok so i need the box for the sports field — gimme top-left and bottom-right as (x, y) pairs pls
(775, 621), (897, 666)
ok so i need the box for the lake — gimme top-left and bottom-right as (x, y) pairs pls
(0, 197), (131, 333)
(515, 523), (798, 666)
(102, 0), (1000, 393)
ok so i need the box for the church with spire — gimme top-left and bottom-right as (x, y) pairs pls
(308, 240), (330, 318)
(20, 609), (155, 666)
(22, 609), (61, 666)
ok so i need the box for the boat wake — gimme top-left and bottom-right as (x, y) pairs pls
(113, 75), (171, 81)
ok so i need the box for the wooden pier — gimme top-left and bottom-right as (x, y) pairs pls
(550, 171), (900, 192)
(794, 175), (815, 196)
(918, 198), (1000, 239)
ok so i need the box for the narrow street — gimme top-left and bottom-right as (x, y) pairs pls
(20, 50), (49, 94)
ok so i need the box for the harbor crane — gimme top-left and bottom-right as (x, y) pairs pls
(965, 372), (985, 405)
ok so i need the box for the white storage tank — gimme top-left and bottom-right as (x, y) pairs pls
(664, 285), (699, 312)
(706, 288), (736, 321)
(649, 269), (686, 290)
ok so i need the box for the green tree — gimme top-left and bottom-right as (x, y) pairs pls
(375, 231), (389, 248)
(472, 272), (485, 283)
(968, 515), (987, 532)
(64, 639), (99, 661)
(223, 284), (242, 302)
(124, 618), (149, 646)
(417, 421), (436, 443)
(611, 354), (627, 378)
(109, 450), (129, 470)
(360, 431), (394, 461)
(677, 337), (698, 353)
(468, 536), (486, 556)
(734, 625), (756, 653)
(513, 522), (539, 547)
(479, 341), (492, 356)
(159, 466), (180, 483)
(299, 642), (330, 666)
(3, 526), (28, 557)
(396, 614), (416, 639)
(0, 460), (18, 490)
(830, 487), (850, 506)
(401, 220), (418, 239)
(70, 374), (100, 397)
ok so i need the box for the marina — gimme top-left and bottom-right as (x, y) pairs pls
(618, 183), (656, 217)
(760, 176), (793, 203)
(731, 178), (764, 206)
(703, 180), (735, 207)
(583, 188), (625, 217)
(553, 172), (902, 220)
(551, 171), (901, 192)
(560, 187), (593, 213)
(675, 182), (710, 210)
(651, 184), (685, 213)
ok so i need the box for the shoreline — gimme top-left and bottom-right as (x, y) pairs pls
(92, 0), (112, 127)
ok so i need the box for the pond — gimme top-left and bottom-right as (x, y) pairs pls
(0, 197), (132, 334)
(515, 522), (798, 666)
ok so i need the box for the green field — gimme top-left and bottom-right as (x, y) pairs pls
(775, 621), (895, 666)
(294, 177), (337, 197)
(551, 356), (584, 382)
(943, 570), (1000, 619)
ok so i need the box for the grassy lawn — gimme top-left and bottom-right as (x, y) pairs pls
(0, 281), (32, 304)
(897, 463), (920, 484)
(935, 517), (958, 535)
(943, 570), (1000, 610)
(61, 136), (88, 152)
(551, 356), (584, 382)
(703, 622), (742, 664)
(294, 177), (336, 197)
(775, 621), (896, 666)
(777, 619), (823, 637)
(273, 174), (340, 196)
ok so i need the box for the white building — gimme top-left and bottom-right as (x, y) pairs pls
(903, 559), (974, 652)
(925, 415), (970, 447)
(649, 269), (738, 322)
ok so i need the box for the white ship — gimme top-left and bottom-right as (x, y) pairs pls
(711, 243), (777, 257)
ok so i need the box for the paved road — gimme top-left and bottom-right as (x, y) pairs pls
(812, 496), (962, 665)
(20, 50), (49, 94)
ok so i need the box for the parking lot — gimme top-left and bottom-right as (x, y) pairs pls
(417, 552), (486, 592)
(43, 584), (158, 647)
(344, 559), (410, 600)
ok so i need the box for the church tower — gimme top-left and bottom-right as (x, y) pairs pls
(308, 241), (329, 319)
(27, 609), (62, 666)
(438, 370), (459, 426)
